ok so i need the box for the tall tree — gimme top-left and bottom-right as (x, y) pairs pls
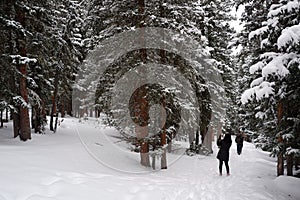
(237, 0), (300, 176)
(0, 0), (85, 137)
(81, 0), (235, 168)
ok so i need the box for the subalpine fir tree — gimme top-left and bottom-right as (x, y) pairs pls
(48, 0), (86, 131)
(234, 0), (270, 136)
(201, 0), (236, 133)
(238, 0), (300, 176)
(0, 0), (85, 137)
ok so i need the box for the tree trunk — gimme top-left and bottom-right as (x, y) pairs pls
(61, 97), (65, 118)
(286, 154), (293, 176)
(18, 62), (31, 141)
(277, 153), (284, 176)
(13, 112), (20, 138)
(18, 75), (31, 141)
(10, 108), (13, 120)
(5, 108), (8, 122)
(54, 114), (59, 132)
(41, 100), (47, 128)
(11, 65), (20, 137)
(0, 110), (3, 128)
(137, 0), (150, 167)
(195, 129), (200, 146)
(140, 140), (150, 167)
(50, 68), (59, 131)
(32, 105), (41, 133)
(15, 4), (31, 141)
(89, 108), (93, 118)
(31, 106), (35, 130)
(67, 96), (72, 116)
(161, 129), (167, 169)
(277, 100), (283, 124)
(296, 157), (300, 171)
(158, 14), (168, 168)
(277, 100), (284, 175)
(136, 88), (150, 167)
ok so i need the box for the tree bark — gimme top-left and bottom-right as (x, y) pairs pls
(10, 65), (20, 138)
(16, 4), (31, 141)
(195, 129), (200, 146)
(18, 61), (31, 141)
(61, 97), (65, 118)
(296, 157), (300, 171)
(277, 100), (284, 175)
(5, 108), (8, 122)
(32, 105), (41, 133)
(67, 96), (73, 116)
(286, 154), (293, 176)
(31, 106), (35, 130)
(159, 26), (167, 169)
(50, 68), (59, 131)
(0, 110), (3, 128)
(137, 0), (150, 167)
(89, 108), (93, 118)
(13, 112), (20, 138)
(277, 152), (284, 176)
(54, 114), (59, 132)
(161, 128), (167, 169)
(277, 100), (283, 124)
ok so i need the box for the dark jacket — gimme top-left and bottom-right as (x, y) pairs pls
(235, 134), (244, 145)
(217, 134), (232, 161)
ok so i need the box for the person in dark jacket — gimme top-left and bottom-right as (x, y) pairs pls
(217, 133), (232, 176)
(235, 129), (245, 155)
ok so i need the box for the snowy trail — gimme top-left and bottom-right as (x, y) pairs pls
(0, 118), (299, 200)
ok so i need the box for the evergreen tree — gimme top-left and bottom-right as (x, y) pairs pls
(79, 0), (235, 167)
(0, 0), (85, 136)
(237, 0), (300, 176)
(0, 0), (46, 140)
(201, 0), (236, 134)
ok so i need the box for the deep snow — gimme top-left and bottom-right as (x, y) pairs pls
(0, 117), (299, 200)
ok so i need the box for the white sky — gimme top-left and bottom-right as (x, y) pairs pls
(230, 5), (245, 33)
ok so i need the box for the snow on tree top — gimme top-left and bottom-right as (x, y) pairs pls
(10, 55), (37, 65)
(261, 53), (294, 78)
(249, 61), (264, 74)
(248, 26), (268, 41)
(250, 77), (264, 88)
(241, 81), (275, 104)
(268, 0), (300, 18)
(277, 24), (300, 50)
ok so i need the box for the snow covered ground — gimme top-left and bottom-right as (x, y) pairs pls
(0, 117), (299, 200)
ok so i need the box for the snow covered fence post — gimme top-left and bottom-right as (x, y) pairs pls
(73, 27), (226, 173)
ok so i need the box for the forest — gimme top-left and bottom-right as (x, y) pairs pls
(0, 0), (299, 177)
